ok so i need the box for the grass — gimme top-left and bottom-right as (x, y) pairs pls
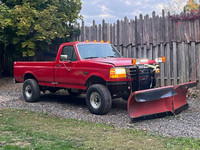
(0, 109), (200, 150)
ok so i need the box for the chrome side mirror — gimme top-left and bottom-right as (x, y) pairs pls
(60, 55), (68, 61)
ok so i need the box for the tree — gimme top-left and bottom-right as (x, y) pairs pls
(164, 0), (187, 14)
(0, 0), (82, 76)
(185, 0), (199, 12)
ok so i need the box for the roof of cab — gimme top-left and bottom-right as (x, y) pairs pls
(61, 41), (110, 46)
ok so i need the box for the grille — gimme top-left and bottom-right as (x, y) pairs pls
(128, 65), (154, 91)
(128, 65), (153, 80)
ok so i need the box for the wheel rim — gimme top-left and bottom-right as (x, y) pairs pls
(25, 85), (32, 99)
(90, 92), (101, 109)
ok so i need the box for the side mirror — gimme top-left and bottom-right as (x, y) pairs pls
(60, 55), (68, 61)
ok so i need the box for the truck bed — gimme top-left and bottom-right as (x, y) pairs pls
(14, 61), (55, 87)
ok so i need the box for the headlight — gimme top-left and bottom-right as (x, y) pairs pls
(110, 68), (126, 79)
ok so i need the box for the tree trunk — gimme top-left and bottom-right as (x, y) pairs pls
(0, 56), (3, 78)
(0, 48), (4, 78)
(0, 44), (6, 77)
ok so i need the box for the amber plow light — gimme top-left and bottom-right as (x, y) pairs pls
(110, 68), (127, 79)
(132, 59), (137, 65)
(162, 56), (166, 62)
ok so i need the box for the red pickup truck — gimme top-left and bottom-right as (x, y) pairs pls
(14, 41), (196, 120)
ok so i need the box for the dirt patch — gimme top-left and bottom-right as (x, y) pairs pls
(0, 77), (22, 90)
(11, 141), (31, 147)
(1, 131), (13, 134)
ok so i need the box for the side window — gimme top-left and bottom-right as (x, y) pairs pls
(61, 46), (77, 61)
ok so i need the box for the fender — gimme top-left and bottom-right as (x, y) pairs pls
(23, 71), (37, 82)
(85, 72), (108, 85)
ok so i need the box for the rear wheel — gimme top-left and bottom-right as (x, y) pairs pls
(86, 84), (112, 115)
(23, 79), (40, 102)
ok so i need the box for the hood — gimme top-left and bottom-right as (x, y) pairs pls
(92, 58), (156, 67)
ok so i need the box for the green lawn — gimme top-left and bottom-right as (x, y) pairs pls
(0, 109), (199, 150)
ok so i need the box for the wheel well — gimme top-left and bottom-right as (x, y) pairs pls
(86, 76), (106, 88)
(24, 73), (37, 81)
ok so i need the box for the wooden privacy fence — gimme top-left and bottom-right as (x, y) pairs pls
(75, 10), (200, 87)
(2, 55), (33, 76)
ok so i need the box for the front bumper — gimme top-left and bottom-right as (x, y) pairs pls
(107, 81), (130, 98)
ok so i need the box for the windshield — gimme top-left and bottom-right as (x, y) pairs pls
(77, 44), (122, 59)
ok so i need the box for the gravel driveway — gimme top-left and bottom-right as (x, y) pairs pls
(0, 77), (200, 138)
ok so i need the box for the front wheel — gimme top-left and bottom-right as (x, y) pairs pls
(23, 79), (40, 102)
(86, 84), (112, 115)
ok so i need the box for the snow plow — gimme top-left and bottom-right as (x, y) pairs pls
(126, 57), (197, 121)
(127, 81), (197, 121)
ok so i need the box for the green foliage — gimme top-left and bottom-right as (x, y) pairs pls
(0, 0), (82, 57)
(185, 0), (199, 12)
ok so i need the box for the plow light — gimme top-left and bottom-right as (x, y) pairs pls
(155, 56), (165, 63)
(132, 59), (137, 65)
(132, 59), (148, 65)
(110, 68), (126, 79)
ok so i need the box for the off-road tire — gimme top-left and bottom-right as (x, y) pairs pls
(23, 79), (40, 102)
(86, 84), (112, 115)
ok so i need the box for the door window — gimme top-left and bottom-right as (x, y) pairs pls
(61, 46), (77, 61)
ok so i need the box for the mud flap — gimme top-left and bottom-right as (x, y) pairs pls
(127, 81), (196, 120)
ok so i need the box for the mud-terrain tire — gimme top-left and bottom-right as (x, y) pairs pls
(86, 84), (112, 115)
(23, 79), (40, 102)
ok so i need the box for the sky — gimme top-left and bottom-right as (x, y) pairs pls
(80, 0), (187, 25)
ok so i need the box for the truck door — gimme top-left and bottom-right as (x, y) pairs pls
(54, 45), (81, 87)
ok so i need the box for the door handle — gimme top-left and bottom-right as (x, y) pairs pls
(56, 64), (61, 67)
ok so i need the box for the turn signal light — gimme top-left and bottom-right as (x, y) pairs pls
(155, 68), (160, 74)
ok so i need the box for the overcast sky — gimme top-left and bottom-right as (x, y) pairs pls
(80, 0), (187, 25)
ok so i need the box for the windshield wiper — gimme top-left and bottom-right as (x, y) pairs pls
(84, 57), (99, 59)
(106, 56), (116, 58)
